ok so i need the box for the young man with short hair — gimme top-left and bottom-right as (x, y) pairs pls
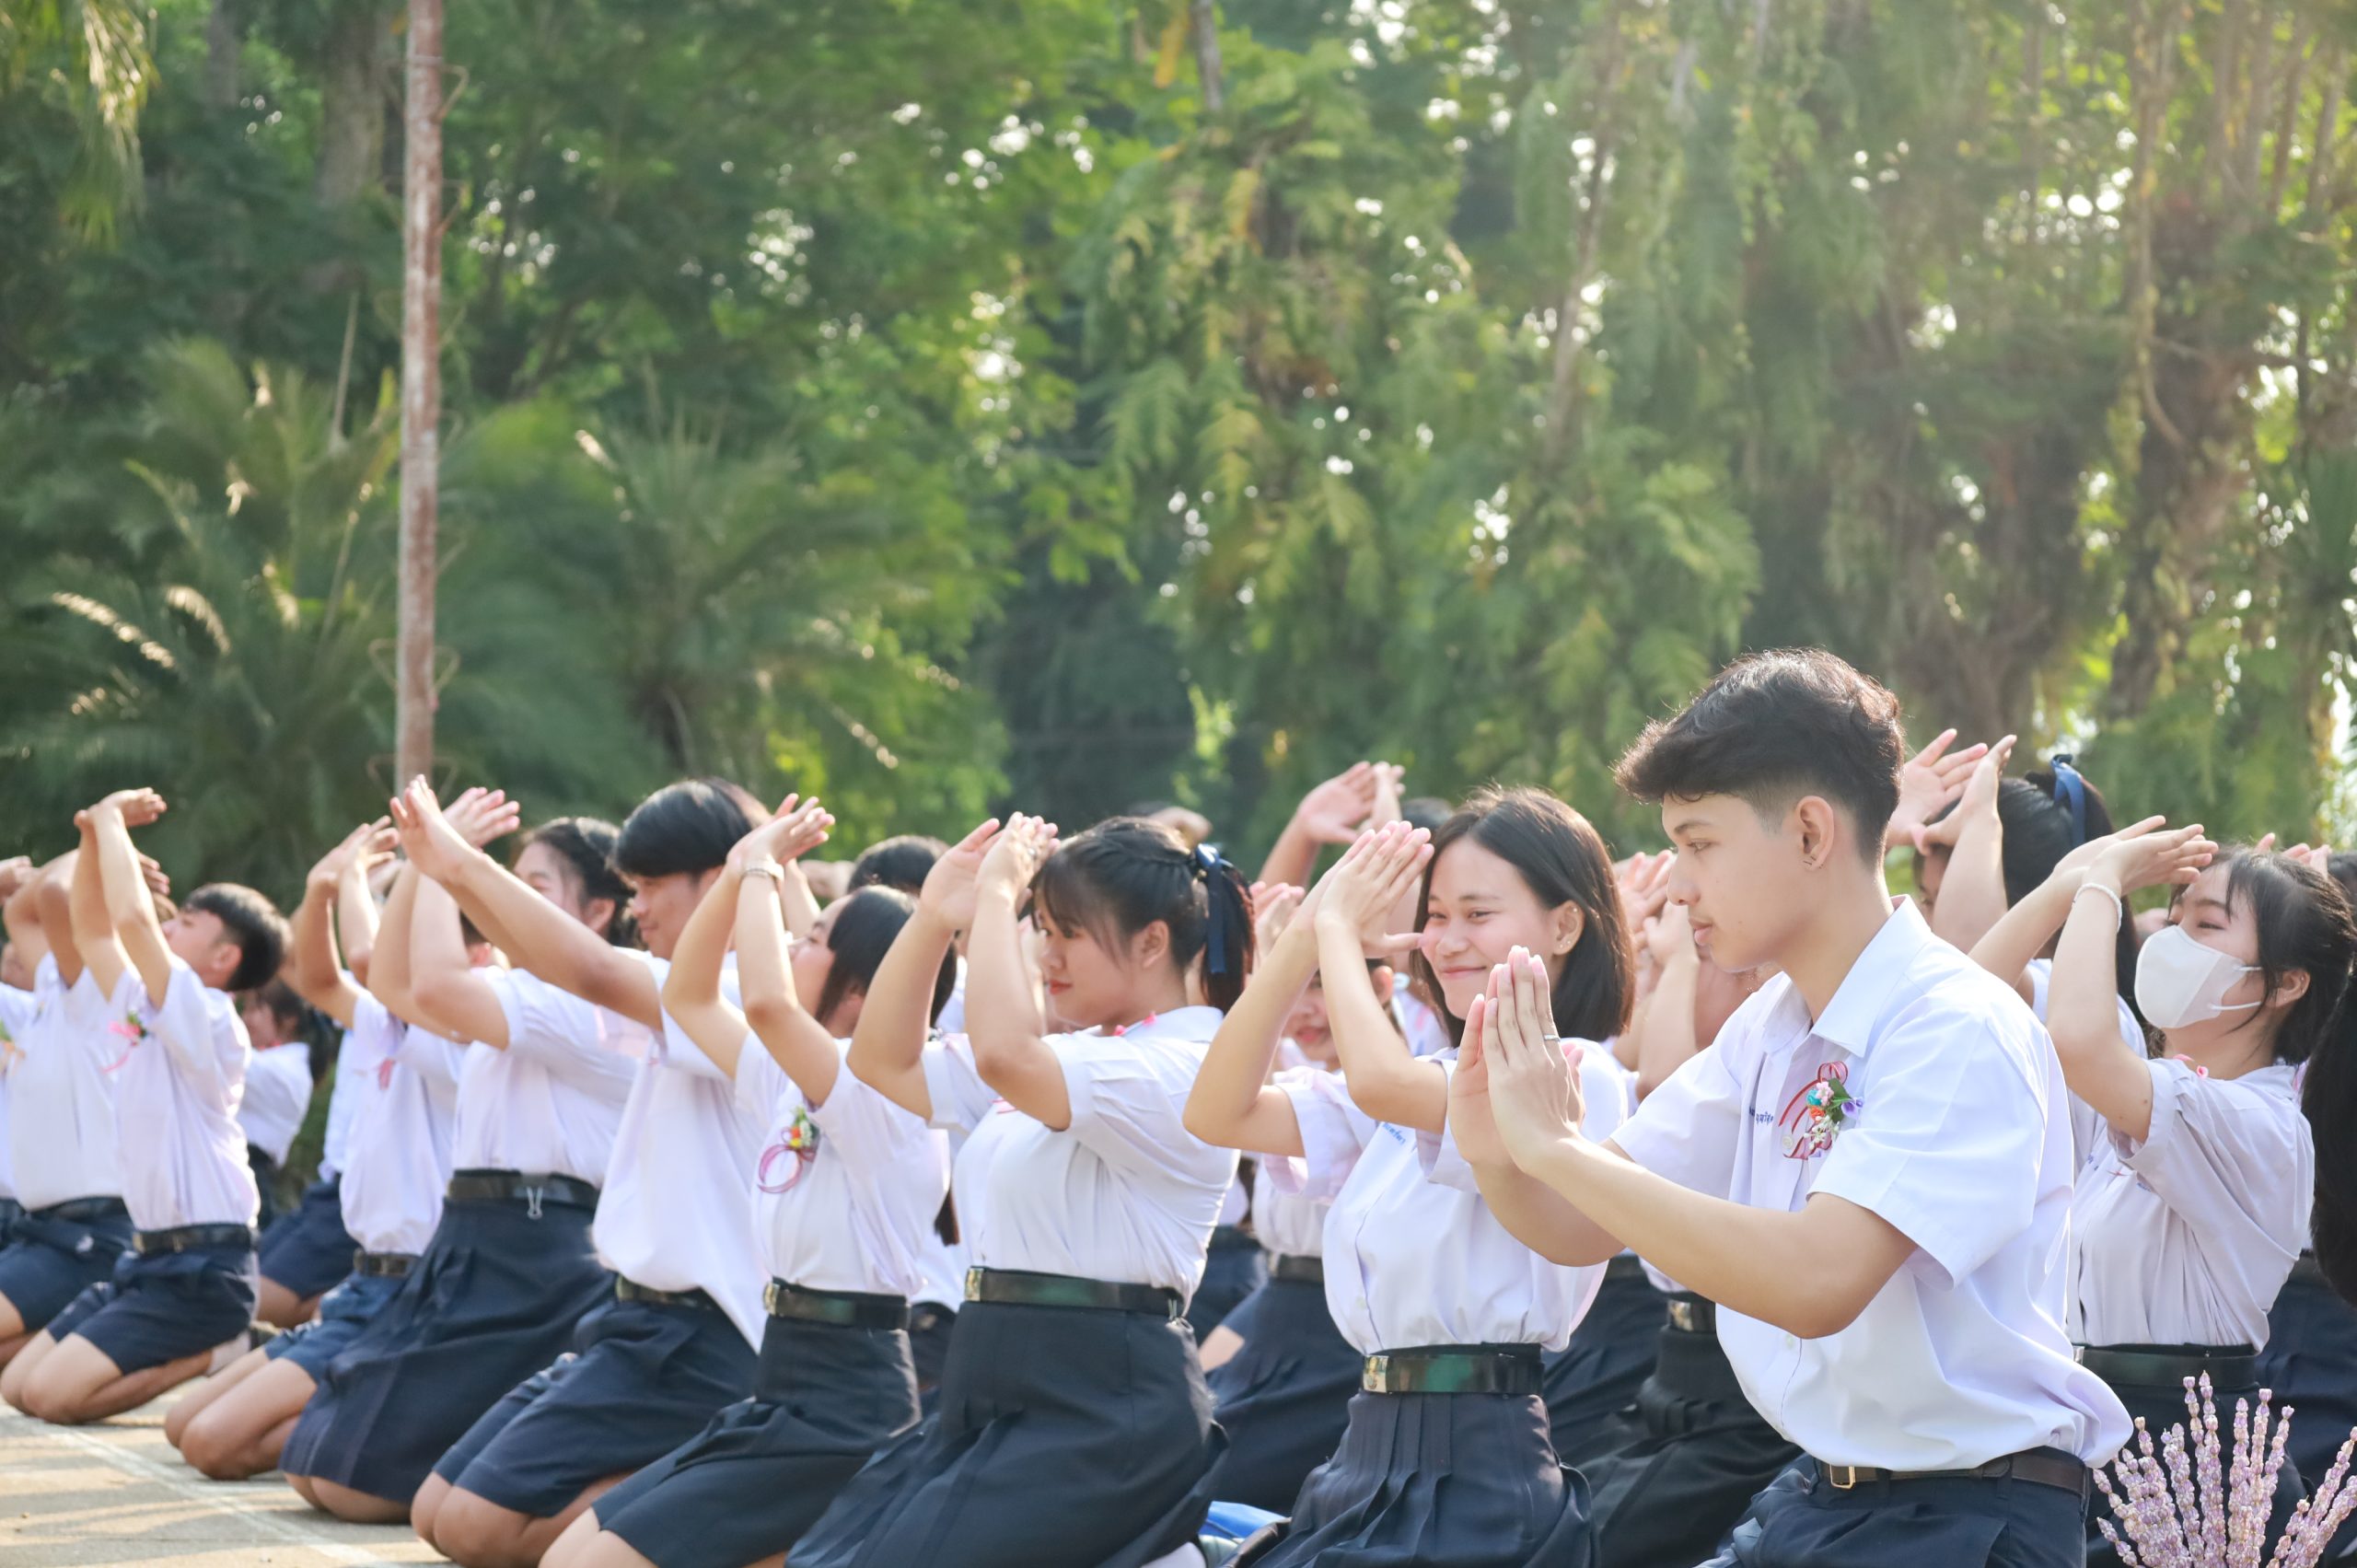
(1462, 649), (2127, 1568)
(6, 788), (286, 1425)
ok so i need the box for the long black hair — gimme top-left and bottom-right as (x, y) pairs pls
(1411, 785), (1633, 1047)
(1947, 757), (2139, 1016)
(1029, 817), (1255, 1012)
(2186, 848), (2357, 1305)
(520, 817), (633, 946)
(815, 886), (956, 1030)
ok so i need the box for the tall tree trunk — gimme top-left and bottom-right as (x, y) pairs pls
(396, 0), (444, 786)
(203, 0), (239, 109)
(315, 4), (392, 207)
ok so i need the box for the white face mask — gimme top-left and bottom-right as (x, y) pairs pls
(2133, 924), (2262, 1030)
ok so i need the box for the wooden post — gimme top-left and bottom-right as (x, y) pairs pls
(395, 0), (443, 785)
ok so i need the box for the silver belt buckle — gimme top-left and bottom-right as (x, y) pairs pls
(963, 1266), (985, 1303)
(1825, 1464), (1862, 1492)
(1667, 1298), (1700, 1332)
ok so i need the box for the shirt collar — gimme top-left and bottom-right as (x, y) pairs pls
(1771, 898), (1937, 1058)
(1102, 1005), (1224, 1041)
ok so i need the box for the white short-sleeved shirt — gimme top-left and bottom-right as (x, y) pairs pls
(918, 1006), (1239, 1297)
(454, 969), (644, 1185)
(341, 994), (465, 1256)
(115, 960), (261, 1231)
(1270, 1046), (1629, 1353)
(2070, 1060), (2309, 1348)
(320, 977), (401, 1180)
(589, 954), (768, 1349)
(0, 978), (42, 1200)
(736, 1039), (950, 1300)
(8, 960), (129, 1209)
(238, 1043), (315, 1167)
(1392, 977), (1452, 1058)
(1613, 900), (2129, 1469)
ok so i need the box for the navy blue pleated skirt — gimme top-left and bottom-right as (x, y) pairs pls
(2260, 1264), (2357, 1563)
(1582, 1316), (1800, 1568)
(1710, 1457), (2085, 1568)
(0, 1202), (134, 1330)
(1237, 1385), (1592, 1567)
(257, 1176), (358, 1300)
(278, 1186), (612, 1505)
(786, 1297), (1223, 1568)
(1543, 1260), (1666, 1468)
(1207, 1274), (1361, 1512)
(597, 1309), (922, 1568)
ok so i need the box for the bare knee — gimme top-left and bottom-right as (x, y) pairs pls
(304, 1476), (412, 1525)
(434, 1489), (541, 1568)
(254, 1278), (316, 1330)
(179, 1406), (258, 1481)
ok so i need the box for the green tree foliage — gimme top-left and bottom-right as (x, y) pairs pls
(6, 0), (2357, 895)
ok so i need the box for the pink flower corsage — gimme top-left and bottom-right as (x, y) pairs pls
(1777, 1061), (1863, 1159)
(756, 1106), (822, 1193)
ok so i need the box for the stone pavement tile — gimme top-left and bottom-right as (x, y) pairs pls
(0, 1396), (437, 1567)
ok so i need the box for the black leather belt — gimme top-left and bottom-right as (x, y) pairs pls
(1209, 1224), (1257, 1252)
(765, 1280), (909, 1330)
(1666, 1292), (1716, 1334)
(1362, 1343), (1543, 1396)
(1817, 1447), (2090, 1503)
(2079, 1342), (2258, 1392)
(352, 1250), (418, 1278)
(965, 1266), (1183, 1319)
(41, 1196), (131, 1224)
(616, 1276), (721, 1312)
(1270, 1254), (1324, 1285)
(1605, 1253), (1650, 1284)
(446, 1168), (601, 1214)
(134, 1223), (257, 1256)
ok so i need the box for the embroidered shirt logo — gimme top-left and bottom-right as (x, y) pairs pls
(1777, 1061), (1862, 1159)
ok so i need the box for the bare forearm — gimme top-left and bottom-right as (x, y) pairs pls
(1968, 873), (2074, 995)
(1930, 814), (2009, 952)
(967, 888), (1069, 1122)
(847, 909), (954, 1121)
(1256, 819), (1319, 889)
(1632, 953), (1701, 1099)
(1517, 1135), (1891, 1337)
(1186, 924), (1312, 1149)
(1469, 1156), (1622, 1266)
(447, 847), (650, 1022)
(335, 865), (380, 980)
(1316, 918), (1444, 1132)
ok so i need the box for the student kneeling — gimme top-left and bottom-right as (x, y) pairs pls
(1464, 651), (2129, 1568)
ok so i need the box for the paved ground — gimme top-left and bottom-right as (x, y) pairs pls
(0, 1391), (436, 1567)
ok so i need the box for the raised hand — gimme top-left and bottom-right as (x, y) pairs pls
(2052, 814), (2165, 883)
(1366, 763), (1407, 830)
(388, 778), (479, 881)
(442, 786), (523, 851)
(732, 795), (833, 870)
(89, 787), (168, 829)
(1447, 993), (1512, 1167)
(1311, 821), (1430, 958)
(1888, 729), (1991, 847)
(1294, 762), (1382, 845)
(1912, 734), (2015, 854)
(0, 856), (33, 904)
(1483, 949), (1586, 1167)
(1644, 901), (1694, 970)
(920, 819), (1003, 929)
(2088, 822), (2216, 897)
(977, 813), (1060, 903)
(1249, 881), (1306, 965)
(1617, 850), (1674, 935)
(307, 819), (396, 892)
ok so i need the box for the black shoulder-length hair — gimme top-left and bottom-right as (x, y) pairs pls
(1029, 817), (1255, 1012)
(1411, 785), (1633, 1048)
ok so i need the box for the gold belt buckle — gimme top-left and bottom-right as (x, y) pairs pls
(1362, 1353), (1391, 1393)
(1825, 1465), (1862, 1492)
(1667, 1299), (1700, 1332)
(963, 1266), (985, 1303)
